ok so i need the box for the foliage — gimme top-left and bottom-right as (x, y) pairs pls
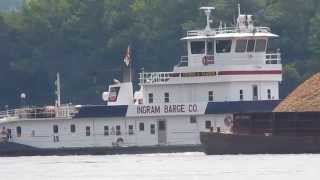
(0, 0), (319, 108)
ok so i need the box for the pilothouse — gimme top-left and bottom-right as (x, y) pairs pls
(0, 5), (282, 155)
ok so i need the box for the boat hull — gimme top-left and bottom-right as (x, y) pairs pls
(200, 132), (320, 155)
(0, 142), (202, 157)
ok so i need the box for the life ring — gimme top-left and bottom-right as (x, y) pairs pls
(202, 56), (208, 65)
(116, 137), (124, 146)
(224, 116), (233, 127)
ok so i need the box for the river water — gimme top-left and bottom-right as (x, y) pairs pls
(0, 153), (319, 180)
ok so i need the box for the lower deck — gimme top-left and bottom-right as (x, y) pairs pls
(1, 114), (231, 149)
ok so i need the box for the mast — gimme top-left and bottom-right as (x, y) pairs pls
(200, 7), (215, 31)
(55, 72), (61, 107)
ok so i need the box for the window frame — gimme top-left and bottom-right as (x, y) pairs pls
(16, 126), (22, 137)
(70, 124), (76, 133)
(205, 121), (212, 129)
(164, 92), (169, 103)
(116, 125), (121, 136)
(53, 125), (59, 134)
(128, 125), (134, 135)
(255, 39), (267, 52)
(247, 39), (255, 52)
(240, 89), (244, 101)
(267, 89), (271, 100)
(190, 41), (206, 54)
(85, 126), (91, 136)
(148, 93), (153, 104)
(150, 124), (155, 135)
(139, 122), (145, 131)
(216, 39), (232, 53)
(104, 125), (109, 136)
(208, 91), (214, 102)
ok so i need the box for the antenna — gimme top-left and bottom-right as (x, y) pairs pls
(238, 3), (241, 16)
(55, 72), (61, 107)
(200, 7), (215, 30)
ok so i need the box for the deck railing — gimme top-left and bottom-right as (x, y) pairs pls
(175, 56), (188, 67)
(265, 52), (281, 64)
(187, 26), (271, 37)
(0, 105), (77, 121)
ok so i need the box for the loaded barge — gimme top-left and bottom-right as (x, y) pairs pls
(201, 112), (320, 155)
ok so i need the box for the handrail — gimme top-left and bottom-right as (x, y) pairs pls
(0, 105), (77, 121)
(187, 26), (271, 37)
(265, 52), (281, 64)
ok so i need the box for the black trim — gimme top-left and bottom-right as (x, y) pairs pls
(74, 105), (127, 118)
(205, 100), (280, 114)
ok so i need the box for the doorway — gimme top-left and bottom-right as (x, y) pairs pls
(157, 120), (167, 145)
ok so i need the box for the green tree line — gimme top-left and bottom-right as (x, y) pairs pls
(0, 0), (319, 108)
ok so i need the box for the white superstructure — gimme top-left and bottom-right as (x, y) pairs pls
(0, 6), (282, 150)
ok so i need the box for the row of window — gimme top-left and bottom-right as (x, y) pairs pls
(190, 39), (267, 54)
(147, 88), (273, 103)
(148, 93), (169, 104)
(53, 123), (156, 137)
(239, 88), (273, 101)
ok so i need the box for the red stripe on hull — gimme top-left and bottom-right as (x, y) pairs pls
(219, 70), (282, 75)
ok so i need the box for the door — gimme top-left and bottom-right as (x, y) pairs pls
(158, 120), (167, 145)
(253, 85), (258, 100)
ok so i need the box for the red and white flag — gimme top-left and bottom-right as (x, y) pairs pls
(123, 45), (132, 66)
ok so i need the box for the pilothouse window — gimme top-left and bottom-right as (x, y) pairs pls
(247, 39), (255, 52)
(255, 39), (267, 52)
(191, 41), (205, 54)
(207, 41), (214, 55)
(216, 40), (232, 53)
(235, 39), (247, 52)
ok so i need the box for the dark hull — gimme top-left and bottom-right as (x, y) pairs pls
(200, 132), (320, 155)
(0, 142), (202, 157)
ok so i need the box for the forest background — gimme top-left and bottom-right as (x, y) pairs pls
(0, 0), (319, 108)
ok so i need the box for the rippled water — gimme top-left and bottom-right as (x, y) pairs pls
(0, 153), (319, 180)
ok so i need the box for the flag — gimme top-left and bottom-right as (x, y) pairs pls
(123, 45), (132, 66)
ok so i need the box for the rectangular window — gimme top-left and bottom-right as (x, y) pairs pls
(158, 121), (166, 131)
(16, 126), (22, 137)
(164, 92), (169, 103)
(116, 125), (121, 136)
(267, 89), (272, 100)
(247, 39), (255, 52)
(104, 126), (109, 136)
(191, 41), (205, 54)
(216, 40), (232, 53)
(150, 124), (155, 134)
(205, 121), (212, 129)
(255, 39), (267, 52)
(190, 116), (197, 123)
(208, 91), (214, 101)
(128, 125), (134, 135)
(148, 93), (153, 104)
(86, 126), (90, 136)
(253, 85), (258, 100)
(240, 90), (244, 101)
(139, 123), (144, 131)
(53, 125), (58, 134)
(235, 39), (247, 52)
(7, 129), (11, 139)
(207, 41), (214, 55)
(108, 87), (120, 102)
(70, 124), (76, 133)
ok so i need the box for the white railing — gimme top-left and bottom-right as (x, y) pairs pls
(187, 26), (271, 37)
(0, 105), (77, 121)
(265, 53), (281, 64)
(175, 56), (188, 67)
(139, 72), (181, 84)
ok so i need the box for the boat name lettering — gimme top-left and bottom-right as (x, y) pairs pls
(136, 104), (198, 114)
